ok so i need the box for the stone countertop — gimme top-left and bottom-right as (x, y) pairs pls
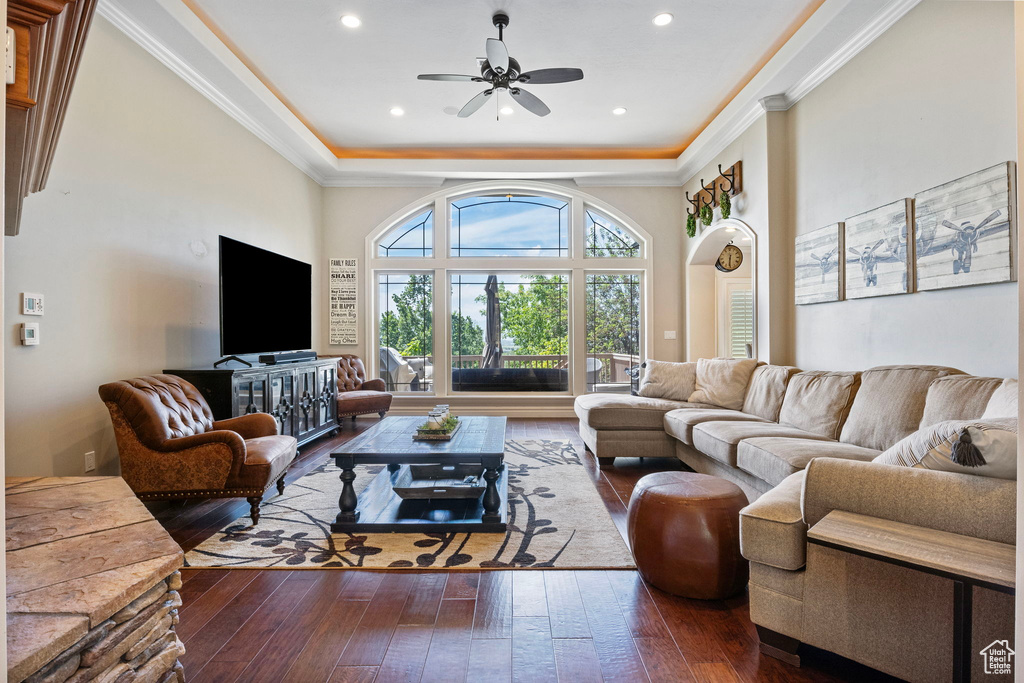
(6, 477), (183, 683)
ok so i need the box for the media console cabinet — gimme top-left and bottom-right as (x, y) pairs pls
(165, 358), (339, 447)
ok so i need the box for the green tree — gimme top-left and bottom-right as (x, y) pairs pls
(379, 275), (432, 355)
(586, 275), (639, 356)
(486, 276), (569, 355)
(451, 312), (484, 356)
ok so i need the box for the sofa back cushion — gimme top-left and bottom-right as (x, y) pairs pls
(742, 365), (800, 421)
(638, 360), (697, 401)
(839, 365), (961, 451)
(778, 371), (860, 439)
(920, 375), (1003, 427)
(687, 358), (758, 410)
(983, 378), (1018, 419)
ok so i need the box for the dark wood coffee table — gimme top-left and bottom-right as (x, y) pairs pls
(330, 416), (508, 533)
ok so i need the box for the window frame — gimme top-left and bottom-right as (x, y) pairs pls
(365, 181), (652, 398)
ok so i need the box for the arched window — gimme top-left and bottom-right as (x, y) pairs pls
(585, 208), (641, 258)
(450, 194), (569, 258)
(377, 208), (432, 257)
(367, 182), (651, 398)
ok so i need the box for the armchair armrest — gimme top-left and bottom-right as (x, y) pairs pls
(157, 430), (246, 459)
(213, 413), (279, 439)
(359, 378), (388, 393)
(802, 458), (1016, 545)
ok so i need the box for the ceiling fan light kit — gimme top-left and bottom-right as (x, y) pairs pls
(418, 12), (584, 118)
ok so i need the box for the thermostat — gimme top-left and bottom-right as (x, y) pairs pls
(21, 292), (43, 315)
(20, 322), (39, 345)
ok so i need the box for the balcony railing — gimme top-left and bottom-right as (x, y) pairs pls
(445, 353), (639, 385)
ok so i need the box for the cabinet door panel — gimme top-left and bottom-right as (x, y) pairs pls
(295, 367), (318, 436)
(233, 374), (267, 416)
(316, 364), (337, 427)
(269, 371), (296, 436)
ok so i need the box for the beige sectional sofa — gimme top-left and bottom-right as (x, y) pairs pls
(574, 363), (1016, 682)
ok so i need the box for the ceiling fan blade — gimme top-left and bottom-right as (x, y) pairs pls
(517, 68), (584, 84)
(417, 74), (482, 82)
(510, 87), (550, 116)
(458, 89), (493, 117)
(486, 38), (509, 74)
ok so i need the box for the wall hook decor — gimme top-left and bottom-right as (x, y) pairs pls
(701, 178), (718, 204)
(718, 163), (737, 194)
(685, 191), (700, 213)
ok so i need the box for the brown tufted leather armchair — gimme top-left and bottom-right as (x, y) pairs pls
(99, 374), (297, 524)
(335, 354), (393, 425)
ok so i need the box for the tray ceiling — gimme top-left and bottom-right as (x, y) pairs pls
(182, 0), (822, 158)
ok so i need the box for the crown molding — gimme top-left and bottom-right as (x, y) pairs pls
(675, 0), (921, 186)
(783, 0), (921, 107)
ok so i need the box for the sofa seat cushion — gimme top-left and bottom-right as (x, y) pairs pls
(692, 422), (832, 468)
(229, 435), (297, 490)
(574, 394), (714, 431)
(739, 471), (807, 571)
(663, 409), (768, 446)
(737, 438), (880, 487)
(337, 390), (393, 416)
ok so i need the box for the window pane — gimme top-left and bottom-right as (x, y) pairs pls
(586, 274), (641, 394)
(450, 273), (569, 392)
(585, 209), (641, 258)
(378, 273), (433, 392)
(378, 209), (433, 257)
(450, 194), (569, 257)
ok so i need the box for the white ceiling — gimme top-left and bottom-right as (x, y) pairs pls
(99, 0), (916, 184)
(187, 0), (819, 153)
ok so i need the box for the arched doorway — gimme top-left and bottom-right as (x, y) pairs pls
(685, 219), (758, 360)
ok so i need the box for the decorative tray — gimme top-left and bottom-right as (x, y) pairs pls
(412, 417), (462, 441)
(392, 463), (485, 500)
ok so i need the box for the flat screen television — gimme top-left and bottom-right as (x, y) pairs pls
(219, 236), (312, 357)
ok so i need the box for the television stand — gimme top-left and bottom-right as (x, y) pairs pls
(166, 358), (340, 448)
(213, 355), (253, 368)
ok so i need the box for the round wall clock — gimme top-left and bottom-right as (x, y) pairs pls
(716, 243), (744, 273)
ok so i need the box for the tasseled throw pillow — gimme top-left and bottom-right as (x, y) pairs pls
(873, 418), (1017, 480)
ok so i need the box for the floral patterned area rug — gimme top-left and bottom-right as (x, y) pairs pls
(184, 439), (635, 570)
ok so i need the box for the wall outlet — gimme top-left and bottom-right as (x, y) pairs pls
(663, 330), (677, 340)
(84, 451), (96, 472)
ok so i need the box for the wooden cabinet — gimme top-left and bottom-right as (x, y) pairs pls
(165, 359), (339, 448)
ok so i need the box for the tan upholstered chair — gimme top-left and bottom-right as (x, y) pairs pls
(99, 374), (297, 524)
(335, 354), (393, 424)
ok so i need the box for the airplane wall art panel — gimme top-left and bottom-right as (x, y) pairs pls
(795, 223), (843, 305)
(844, 199), (914, 300)
(914, 162), (1017, 292)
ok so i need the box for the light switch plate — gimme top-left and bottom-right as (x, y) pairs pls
(22, 292), (43, 315)
(663, 330), (676, 340)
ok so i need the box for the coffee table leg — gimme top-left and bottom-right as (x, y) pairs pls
(482, 465), (501, 522)
(336, 458), (360, 524)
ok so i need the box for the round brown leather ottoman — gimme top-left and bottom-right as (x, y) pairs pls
(626, 471), (749, 599)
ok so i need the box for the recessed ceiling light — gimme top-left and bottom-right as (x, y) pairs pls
(390, 106), (404, 117)
(725, 228), (736, 233)
(341, 15), (361, 28)
(653, 13), (673, 26)
(742, 236), (751, 241)
(500, 106), (514, 116)
(612, 107), (627, 116)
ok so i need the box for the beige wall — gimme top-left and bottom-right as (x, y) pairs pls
(320, 181), (686, 364)
(788, 0), (1017, 376)
(4, 17), (324, 476)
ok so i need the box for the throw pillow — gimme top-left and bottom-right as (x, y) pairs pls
(982, 378), (1018, 419)
(687, 358), (758, 411)
(873, 418), (1017, 480)
(638, 360), (697, 401)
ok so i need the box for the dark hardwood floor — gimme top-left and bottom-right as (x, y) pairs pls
(155, 418), (897, 682)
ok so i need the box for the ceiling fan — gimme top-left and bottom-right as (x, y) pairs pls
(417, 12), (584, 118)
